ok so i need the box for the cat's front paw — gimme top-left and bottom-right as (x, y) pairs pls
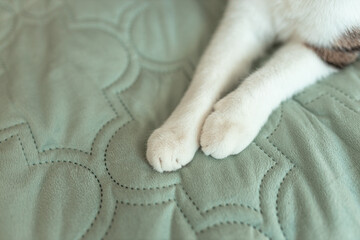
(200, 104), (259, 159)
(146, 126), (199, 172)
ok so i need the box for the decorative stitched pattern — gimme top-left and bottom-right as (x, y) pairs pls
(0, 0), (360, 240)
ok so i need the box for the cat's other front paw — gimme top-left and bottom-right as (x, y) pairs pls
(200, 109), (259, 159)
(146, 126), (199, 172)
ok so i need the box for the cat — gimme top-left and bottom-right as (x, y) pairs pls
(146, 0), (360, 172)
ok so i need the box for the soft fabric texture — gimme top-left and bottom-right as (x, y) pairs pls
(0, 0), (359, 239)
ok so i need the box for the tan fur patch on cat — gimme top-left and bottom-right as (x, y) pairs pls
(335, 28), (360, 51)
(308, 28), (360, 68)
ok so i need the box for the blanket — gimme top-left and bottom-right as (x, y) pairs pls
(0, 0), (359, 239)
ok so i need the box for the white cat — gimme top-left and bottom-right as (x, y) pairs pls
(146, 0), (360, 172)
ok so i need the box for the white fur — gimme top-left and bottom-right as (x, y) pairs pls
(146, 0), (360, 172)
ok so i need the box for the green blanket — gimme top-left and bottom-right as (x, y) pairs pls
(1, 0), (360, 239)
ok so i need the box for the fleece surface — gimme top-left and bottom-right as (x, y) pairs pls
(0, 0), (360, 239)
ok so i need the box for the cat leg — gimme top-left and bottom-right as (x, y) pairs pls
(147, 0), (273, 172)
(201, 42), (336, 159)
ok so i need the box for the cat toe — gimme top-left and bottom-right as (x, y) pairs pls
(200, 112), (257, 159)
(146, 127), (198, 172)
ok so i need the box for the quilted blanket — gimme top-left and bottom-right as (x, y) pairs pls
(1, 0), (360, 239)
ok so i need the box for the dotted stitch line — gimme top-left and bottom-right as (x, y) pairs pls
(90, 117), (119, 156)
(103, 120), (179, 190)
(26, 123), (39, 152)
(109, 13), (267, 235)
(17, 135), (29, 166)
(202, 203), (259, 215)
(87, 89), (122, 156)
(266, 107), (296, 166)
(0, 134), (16, 144)
(0, 122), (25, 134)
(102, 198), (192, 238)
(303, 93), (328, 105)
(324, 83), (360, 102)
(1, 68), (135, 157)
(31, 160), (103, 239)
(0, 122), (41, 156)
(267, 105), (283, 139)
(329, 94), (358, 114)
(0, 72), (132, 158)
(0, 121), (105, 156)
(103, 68), (181, 190)
(304, 92), (358, 114)
(116, 92), (134, 121)
(0, 135), (105, 238)
(119, 198), (174, 207)
(181, 177), (259, 215)
(266, 105), (297, 240)
(254, 142), (277, 215)
(266, 150), (295, 240)
(196, 220), (271, 240)
(0, 134), (29, 165)
(181, 185), (201, 212)
(188, 105), (287, 238)
(176, 202), (195, 232)
(101, 200), (119, 240)
(103, 90), (119, 116)
(40, 147), (89, 155)
(0, 121), (95, 156)
(0, 66), (89, 157)
(275, 167), (295, 240)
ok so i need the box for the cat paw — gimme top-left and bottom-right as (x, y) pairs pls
(146, 127), (198, 172)
(200, 108), (259, 159)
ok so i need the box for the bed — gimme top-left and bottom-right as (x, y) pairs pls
(0, 0), (360, 239)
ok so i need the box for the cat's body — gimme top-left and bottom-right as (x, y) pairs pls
(146, 0), (360, 172)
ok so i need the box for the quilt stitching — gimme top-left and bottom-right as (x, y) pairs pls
(90, 117), (119, 156)
(0, 134), (16, 144)
(181, 183), (260, 215)
(261, 87), (359, 240)
(1, 5), (133, 156)
(102, 90), (119, 117)
(120, 199), (175, 207)
(202, 202), (260, 215)
(173, 104), (290, 238)
(275, 167), (295, 240)
(0, 134), (29, 167)
(0, 123), (106, 239)
(0, 121), (94, 157)
(129, 3), (188, 65)
(101, 29), (284, 237)
(303, 93), (328, 105)
(1, 0), (360, 239)
(266, 105), (297, 240)
(101, 200), (118, 240)
(17, 134), (29, 166)
(116, 92), (135, 121)
(176, 201), (196, 232)
(329, 94), (359, 114)
(304, 92), (359, 114)
(254, 142), (278, 216)
(103, 65), (268, 240)
(324, 83), (360, 102)
(103, 72), (181, 190)
(196, 220), (272, 240)
(181, 185), (201, 213)
(31, 160), (103, 240)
